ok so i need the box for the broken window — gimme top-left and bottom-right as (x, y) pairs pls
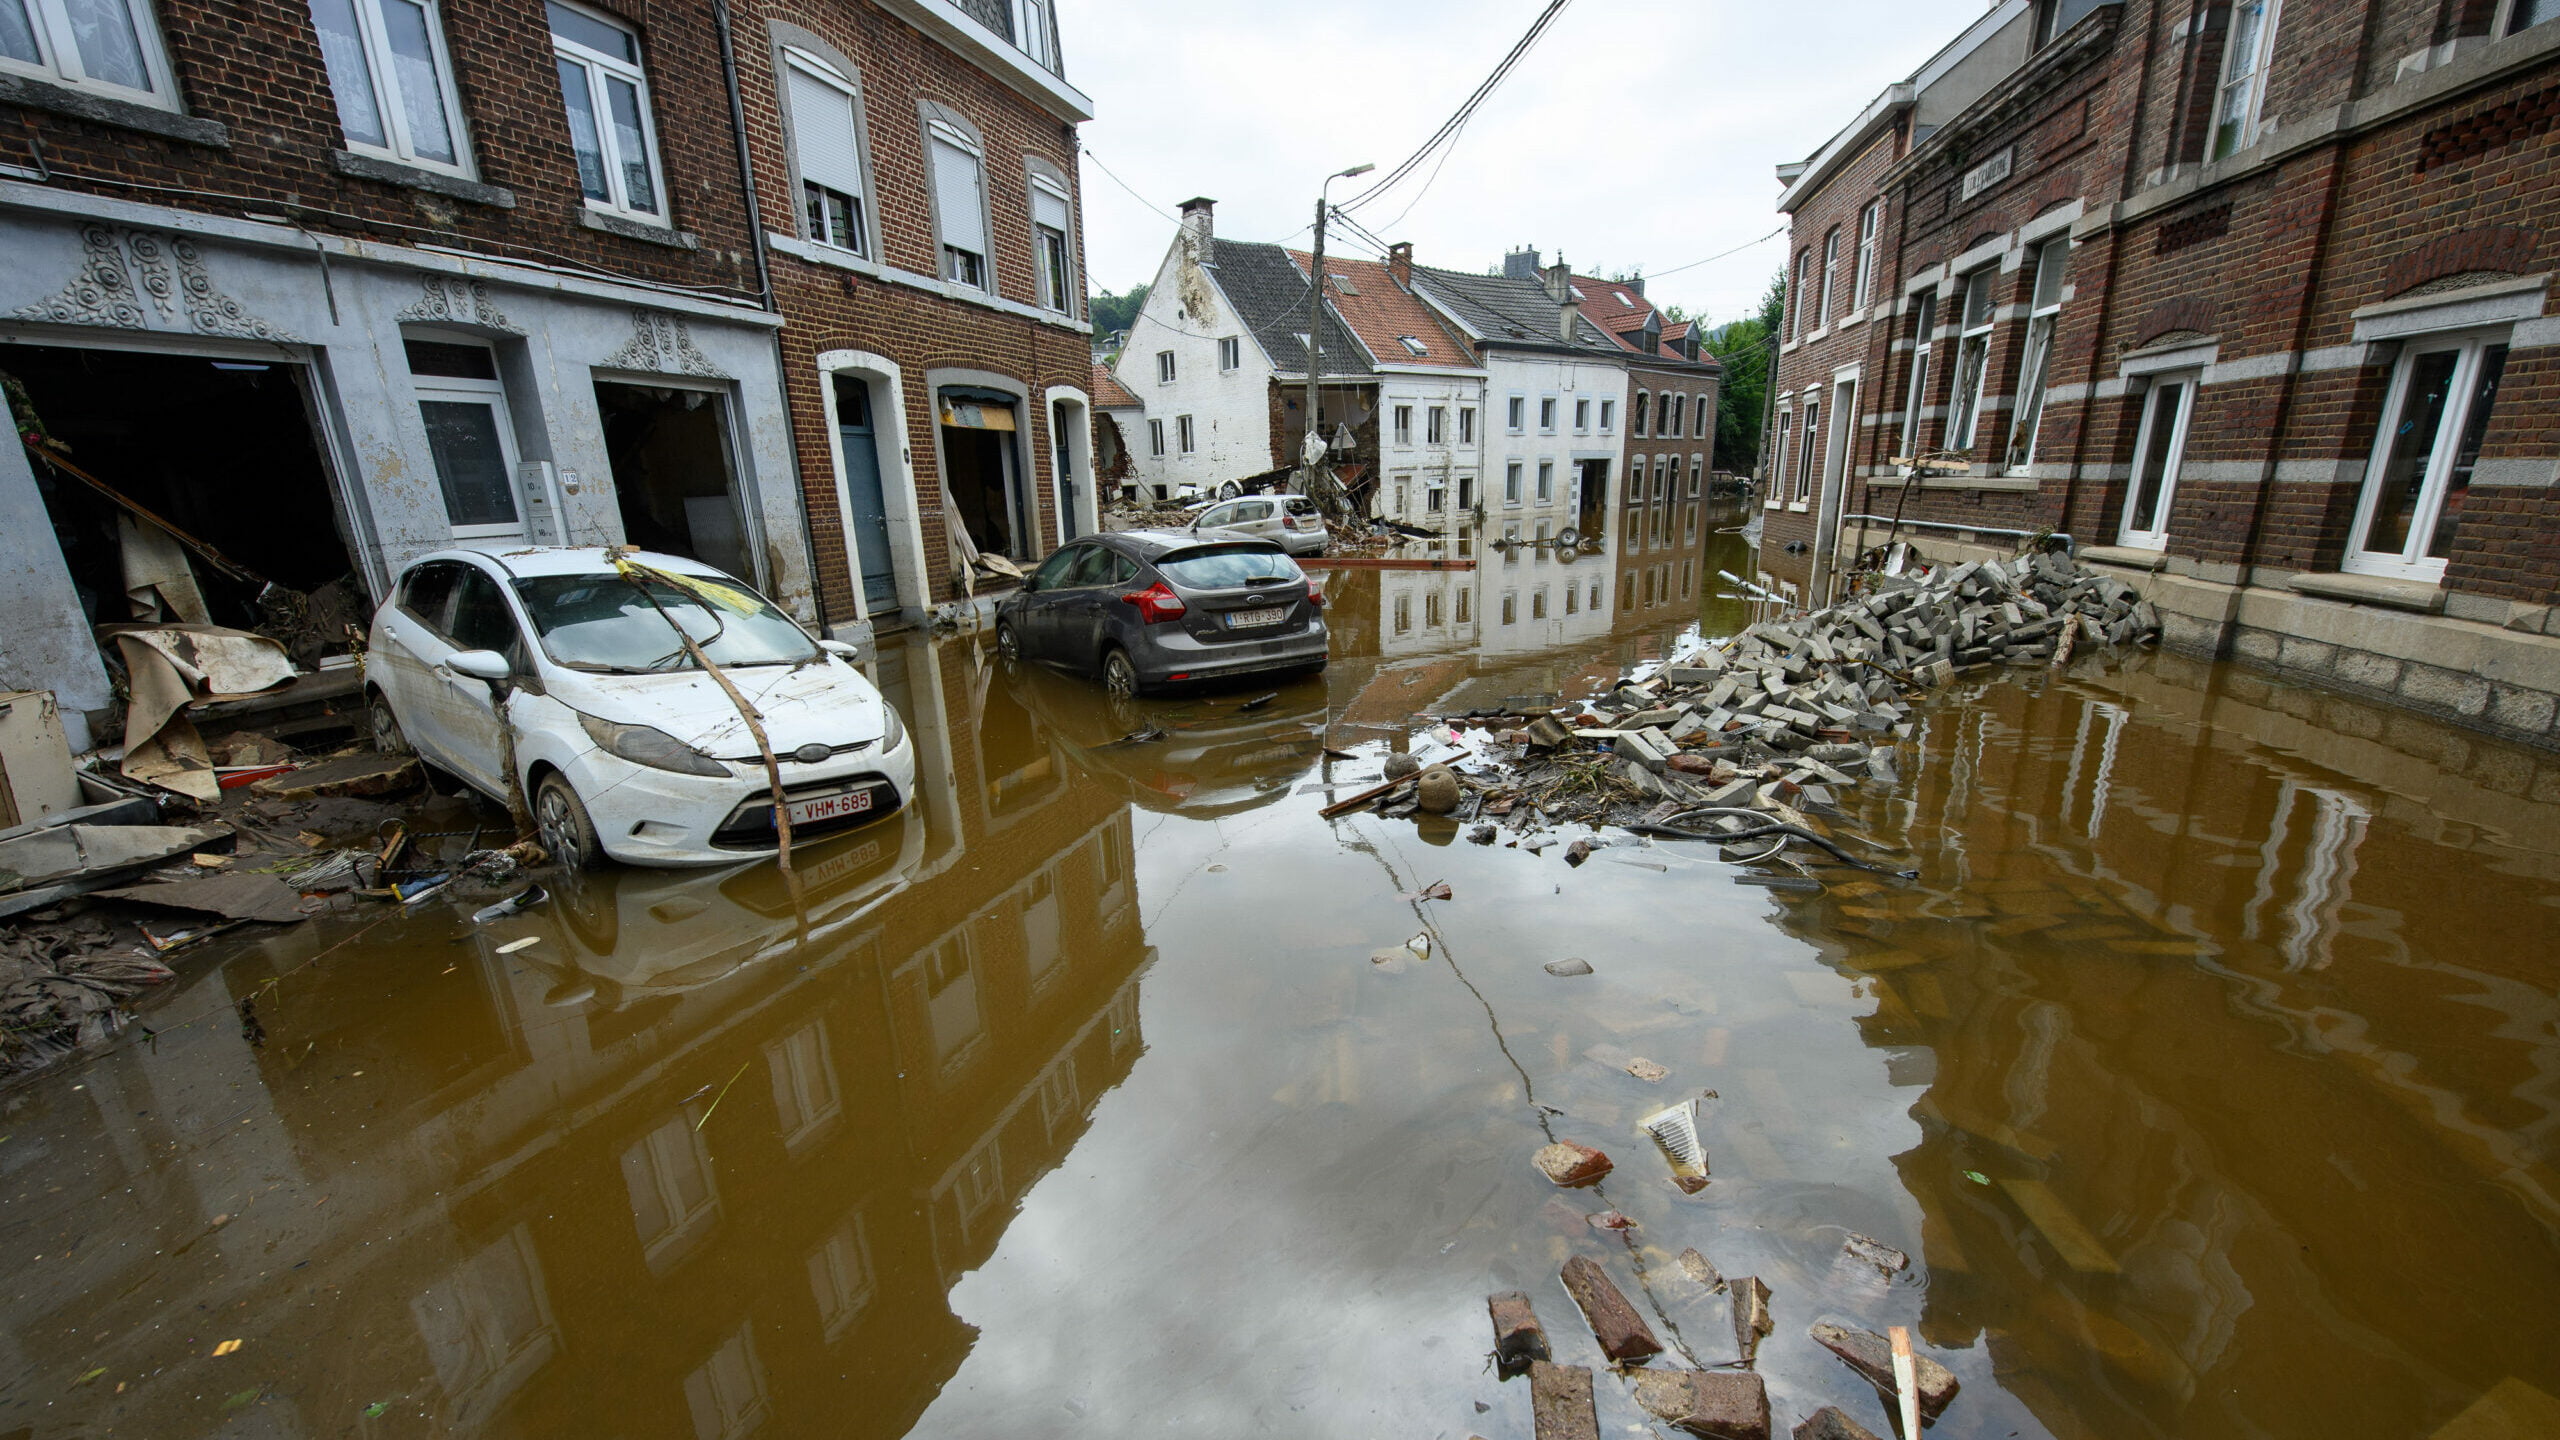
(785, 50), (869, 255)
(311, 0), (471, 172)
(2007, 238), (2070, 471)
(595, 381), (755, 582)
(1900, 290), (1936, 460)
(549, 1), (664, 221)
(1946, 268), (1997, 451)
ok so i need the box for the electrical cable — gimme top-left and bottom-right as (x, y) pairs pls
(1338, 0), (1572, 214)
(1081, 145), (1174, 221)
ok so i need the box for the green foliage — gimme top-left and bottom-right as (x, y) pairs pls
(1707, 270), (1786, 472)
(1088, 283), (1149, 341)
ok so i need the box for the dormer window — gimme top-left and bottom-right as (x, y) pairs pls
(1397, 335), (1429, 357)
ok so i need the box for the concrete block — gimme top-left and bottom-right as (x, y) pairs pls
(2487, 685), (2558, 737)
(2400, 663), (2492, 718)
(2330, 649), (2402, 691)
(2277, 636), (2338, 674)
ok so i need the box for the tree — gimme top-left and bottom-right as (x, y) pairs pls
(1707, 269), (1785, 473)
(1088, 283), (1149, 342)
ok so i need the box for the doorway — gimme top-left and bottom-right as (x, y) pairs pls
(1813, 376), (1856, 602)
(1575, 458), (1609, 537)
(2118, 373), (2196, 550)
(1049, 397), (1088, 543)
(832, 375), (898, 612)
(595, 381), (756, 583)
(939, 388), (1028, 561)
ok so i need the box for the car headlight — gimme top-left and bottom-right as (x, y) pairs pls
(879, 704), (905, 752)
(578, 712), (730, 777)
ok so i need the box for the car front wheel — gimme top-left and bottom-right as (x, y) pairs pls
(996, 621), (1022, 666)
(1101, 647), (1142, 699)
(534, 772), (603, 870)
(1219, 481), (1240, 499)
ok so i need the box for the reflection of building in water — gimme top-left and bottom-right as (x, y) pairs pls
(6, 632), (1154, 1439)
(1754, 662), (2560, 1439)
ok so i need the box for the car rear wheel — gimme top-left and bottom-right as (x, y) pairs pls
(368, 690), (411, 755)
(534, 772), (602, 871)
(1219, 481), (1240, 499)
(995, 621), (1022, 666)
(1101, 646), (1142, 699)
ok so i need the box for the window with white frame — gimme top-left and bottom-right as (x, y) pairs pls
(1459, 407), (1476, 443)
(1656, 391), (1674, 437)
(1818, 226), (1840, 325)
(1148, 418), (1165, 456)
(1504, 460), (1523, 504)
(1900, 290), (1936, 460)
(2345, 330), (2507, 580)
(927, 117), (990, 287)
(1852, 201), (1880, 311)
(1599, 397), (1615, 432)
(549, 2), (665, 222)
(1791, 248), (1811, 338)
(1501, 590), (1517, 625)
(1427, 406), (1446, 444)
(2211, 0), (2280, 161)
(2118, 371), (2197, 549)
(1217, 336), (1240, 371)
(1946, 268), (1997, 451)
(1425, 590), (1443, 626)
(2507, 0), (2558, 31)
(1507, 396), (1526, 432)
(1694, 393), (1711, 440)
(1538, 396), (1557, 432)
(1766, 412), (1790, 503)
(1393, 405), (1413, 445)
(1031, 173), (1072, 313)
(1426, 480), (1445, 512)
(1455, 586), (1471, 623)
(2006, 239), (2070, 470)
(1669, 393), (1686, 439)
(1654, 455), (1669, 501)
(0, 0), (177, 106)
(310, 0), (471, 173)
(1633, 391), (1650, 437)
(1154, 350), (1175, 384)
(1794, 397), (1820, 503)
(1176, 414), (1195, 453)
(784, 50), (868, 255)
(1689, 454), (1704, 497)
(406, 338), (522, 534)
(1573, 397), (1590, 432)
(1536, 459), (1554, 502)
(1532, 585), (1548, 620)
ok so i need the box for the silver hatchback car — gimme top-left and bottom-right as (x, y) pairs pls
(994, 530), (1330, 696)
(1189, 494), (1328, 556)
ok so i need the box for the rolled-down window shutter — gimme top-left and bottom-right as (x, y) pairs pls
(931, 136), (987, 255)
(1032, 180), (1069, 235)
(786, 62), (865, 201)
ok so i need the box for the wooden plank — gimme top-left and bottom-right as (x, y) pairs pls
(1558, 1254), (1662, 1363)
(1528, 1360), (1600, 1440)
(1999, 1178), (2120, 1273)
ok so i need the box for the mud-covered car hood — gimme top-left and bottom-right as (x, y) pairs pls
(550, 658), (890, 760)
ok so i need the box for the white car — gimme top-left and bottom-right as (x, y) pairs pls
(364, 547), (915, 869)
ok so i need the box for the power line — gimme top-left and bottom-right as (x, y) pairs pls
(1082, 145), (1174, 221)
(1637, 225), (1789, 281)
(1339, 0), (1572, 216)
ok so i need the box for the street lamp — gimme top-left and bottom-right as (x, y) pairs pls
(1301, 162), (1374, 514)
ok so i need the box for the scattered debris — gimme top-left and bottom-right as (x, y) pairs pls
(1400, 880), (1454, 902)
(0, 824), (228, 917)
(1642, 1100), (1709, 1187)
(1488, 1290), (1551, 1378)
(1528, 1360), (1599, 1440)
(1416, 765), (1461, 813)
(1890, 1326), (1925, 1440)
(1677, 1247), (1727, 1294)
(470, 885), (548, 923)
(1467, 824), (1497, 844)
(1808, 1322), (1960, 1419)
(96, 873), (313, 924)
(494, 936), (541, 955)
(1542, 957), (1593, 977)
(1586, 1210), (1635, 1232)
(1383, 753), (1422, 781)
(249, 753), (420, 801)
(1843, 1232), (1909, 1276)
(0, 923), (174, 1073)
(1633, 1368), (1771, 1440)
(1730, 1277), (1773, 1367)
(1623, 1056), (1669, 1083)
(1532, 1142), (1612, 1187)
(1558, 1254), (1662, 1364)
(1237, 693), (1278, 712)
(1791, 1406), (1885, 1440)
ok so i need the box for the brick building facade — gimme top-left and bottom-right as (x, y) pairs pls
(1770, 0), (2560, 747)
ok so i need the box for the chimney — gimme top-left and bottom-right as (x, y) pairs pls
(1502, 246), (1542, 281)
(1626, 275), (1646, 297)
(1541, 259), (1572, 303)
(1387, 241), (1413, 288)
(1178, 196), (1216, 243)
(1549, 259), (1581, 343)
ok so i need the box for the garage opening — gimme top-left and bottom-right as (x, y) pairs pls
(938, 387), (1029, 562)
(595, 381), (756, 584)
(2, 342), (364, 659)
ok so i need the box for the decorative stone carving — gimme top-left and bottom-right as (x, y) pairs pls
(396, 275), (519, 333)
(13, 225), (300, 342)
(603, 308), (725, 377)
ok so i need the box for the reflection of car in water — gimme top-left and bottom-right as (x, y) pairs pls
(998, 659), (1327, 819)
(522, 808), (928, 1003)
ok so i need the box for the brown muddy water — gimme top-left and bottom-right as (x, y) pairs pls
(3, 504), (2558, 1440)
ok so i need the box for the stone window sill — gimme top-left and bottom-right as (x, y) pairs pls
(2076, 543), (2169, 571)
(0, 71), (226, 147)
(2284, 571), (2446, 613)
(579, 208), (699, 250)
(332, 150), (513, 209)
(1918, 473), (2039, 492)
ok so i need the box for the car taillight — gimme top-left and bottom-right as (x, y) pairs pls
(1281, 516), (1302, 531)
(1120, 582), (1188, 623)
(1305, 578), (1325, 609)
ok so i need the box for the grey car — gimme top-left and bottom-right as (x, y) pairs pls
(994, 530), (1330, 696)
(1190, 494), (1329, 556)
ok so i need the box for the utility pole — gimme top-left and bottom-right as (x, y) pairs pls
(1299, 162), (1373, 520)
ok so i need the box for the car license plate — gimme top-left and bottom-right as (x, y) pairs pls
(787, 788), (875, 825)
(1226, 606), (1287, 629)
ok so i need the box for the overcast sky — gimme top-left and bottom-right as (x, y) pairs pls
(1056, 0), (1988, 331)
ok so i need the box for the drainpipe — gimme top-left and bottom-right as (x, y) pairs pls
(714, 0), (834, 635)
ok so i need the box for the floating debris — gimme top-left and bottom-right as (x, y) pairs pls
(1809, 1321), (1960, 1419)
(1632, 1368), (1770, 1440)
(1532, 1142), (1612, 1187)
(1676, 1246), (1727, 1294)
(1559, 1254), (1662, 1364)
(1730, 1276), (1773, 1367)
(1843, 1232), (1910, 1275)
(1487, 1291), (1551, 1378)
(1542, 957), (1594, 977)
(1642, 1099), (1708, 1180)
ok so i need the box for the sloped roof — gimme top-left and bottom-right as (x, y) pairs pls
(1204, 238), (1372, 377)
(1571, 276), (1662, 344)
(1090, 361), (1141, 409)
(1407, 264), (1625, 355)
(1287, 251), (1478, 370)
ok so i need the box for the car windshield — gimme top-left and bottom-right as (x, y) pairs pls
(512, 572), (819, 672)
(1157, 545), (1300, 590)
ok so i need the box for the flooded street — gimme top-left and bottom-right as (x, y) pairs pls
(4, 505), (2557, 1440)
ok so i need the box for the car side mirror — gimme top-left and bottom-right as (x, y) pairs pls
(818, 639), (858, 657)
(1021, 575), (1041, 593)
(448, 649), (511, 682)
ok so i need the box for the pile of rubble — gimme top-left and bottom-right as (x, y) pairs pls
(1, 918), (174, 1073)
(1356, 549), (2160, 869)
